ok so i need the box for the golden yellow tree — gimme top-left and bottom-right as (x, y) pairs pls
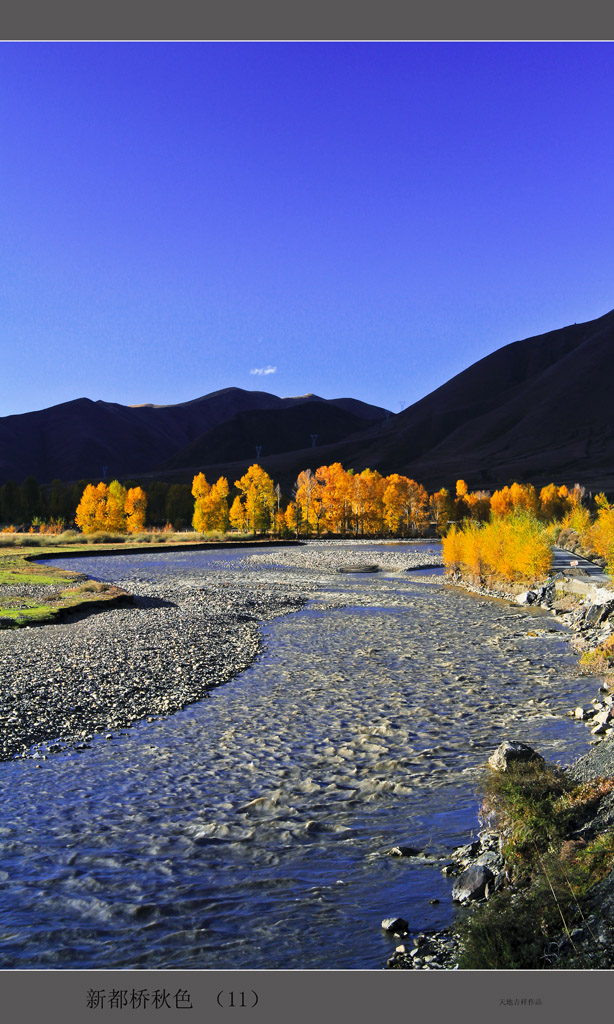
(284, 500), (302, 537)
(125, 486), (147, 533)
(510, 482), (538, 515)
(491, 483), (538, 518)
(234, 464), (276, 533)
(229, 494), (248, 532)
(294, 469), (319, 537)
(454, 479), (470, 521)
(464, 490), (491, 522)
(192, 472), (229, 533)
(274, 508), (287, 536)
(75, 482), (109, 534)
(196, 476), (229, 532)
(539, 483), (571, 522)
(382, 474), (429, 536)
(104, 480), (127, 533)
(589, 494), (614, 569)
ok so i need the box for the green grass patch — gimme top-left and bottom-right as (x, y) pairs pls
(0, 555), (77, 587)
(0, 604), (60, 627)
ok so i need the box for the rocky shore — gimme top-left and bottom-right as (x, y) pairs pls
(385, 559), (614, 971)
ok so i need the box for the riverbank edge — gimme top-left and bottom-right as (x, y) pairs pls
(0, 540), (303, 630)
(385, 560), (614, 971)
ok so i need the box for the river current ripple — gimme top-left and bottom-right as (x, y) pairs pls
(0, 543), (603, 969)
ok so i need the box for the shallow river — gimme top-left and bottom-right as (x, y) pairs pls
(0, 543), (603, 969)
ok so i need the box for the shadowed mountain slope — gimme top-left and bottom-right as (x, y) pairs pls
(156, 309), (614, 494)
(4, 310), (614, 493)
(0, 389), (388, 485)
(358, 307), (614, 491)
(162, 401), (381, 469)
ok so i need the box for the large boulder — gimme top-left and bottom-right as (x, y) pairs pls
(584, 600), (614, 628)
(381, 917), (409, 934)
(488, 741), (545, 772)
(452, 864), (494, 902)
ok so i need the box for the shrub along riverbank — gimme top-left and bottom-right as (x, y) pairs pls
(455, 754), (614, 969)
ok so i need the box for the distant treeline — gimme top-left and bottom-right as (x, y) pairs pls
(1, 468), (610, 542)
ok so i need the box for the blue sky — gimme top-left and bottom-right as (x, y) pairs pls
(1, 41), (613, 418)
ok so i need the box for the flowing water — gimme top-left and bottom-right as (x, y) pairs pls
(0, 543), (603, 969)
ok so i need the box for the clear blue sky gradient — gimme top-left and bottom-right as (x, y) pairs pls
(1, 41), (613, 418)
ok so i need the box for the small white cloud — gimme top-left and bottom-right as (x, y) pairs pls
(250, 366), (277, 376)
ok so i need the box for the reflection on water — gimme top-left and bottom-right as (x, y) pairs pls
(0, 546), (602, 969)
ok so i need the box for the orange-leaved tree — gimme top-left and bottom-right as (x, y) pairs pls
(75, 482), (109, 534)
(125, 486), (147, 533)
(382, 474), (429, 536)
(538, 483), (572, 523)
(350, 469), (385, 535)
(491, 483), (538, 518)
(315, 463), (351, 534)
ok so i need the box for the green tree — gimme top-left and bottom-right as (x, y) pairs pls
(20, 476), (44, 522)
(165, 484), (193, 529)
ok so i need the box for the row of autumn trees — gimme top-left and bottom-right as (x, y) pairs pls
(191, 464), (436, 537)
(183, 469), (610, 542)
(9, 467), (614, 571)
(70, 464), (439, 537)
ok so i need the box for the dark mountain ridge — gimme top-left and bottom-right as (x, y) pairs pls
(0, 389), (389, 485)
(3, 309), (614, 494)
(164, 309), (614, 494)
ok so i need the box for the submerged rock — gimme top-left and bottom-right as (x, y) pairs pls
(381, 917), (409, 933)
(336, 564), (379, 574)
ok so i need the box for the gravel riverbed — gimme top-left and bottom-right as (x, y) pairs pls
(0, 541), (440, 762)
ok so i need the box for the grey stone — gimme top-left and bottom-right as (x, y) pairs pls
(452, 863), (495, 902)
(475, 850), (503, 869)
(336, 564), (379, 574)
(592, 723), (608, 736)
(388, 845), (421, 857)
(488, 740), (545, 772)
(584, 602), (614, 628)
(452, 840), (480, 860)
(381, 917), (409, 933)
